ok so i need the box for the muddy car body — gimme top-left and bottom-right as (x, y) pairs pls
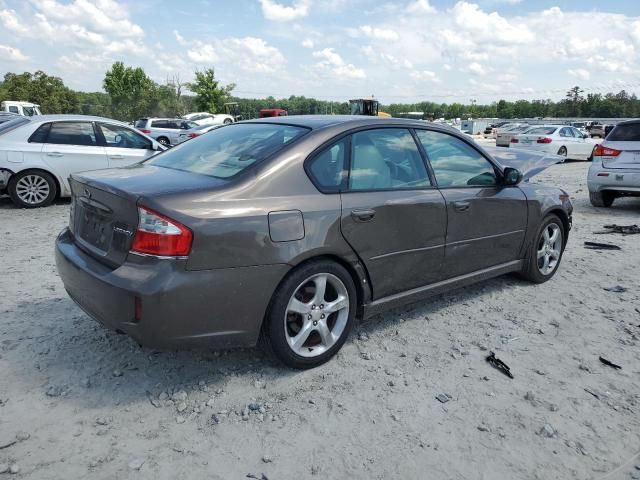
(56, 116), (572, 368)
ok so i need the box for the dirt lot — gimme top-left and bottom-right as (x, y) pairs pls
(1, 161), (639, 479)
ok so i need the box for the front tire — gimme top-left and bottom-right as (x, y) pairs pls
(263, 260), (357, 369)
(223, 118), (232, 125)
(589, 191), (614, 207)
(520, 214), (565, 284)
(8, 170), (57, 208)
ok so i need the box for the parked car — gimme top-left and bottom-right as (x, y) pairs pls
(589, 124), (605, 138)
(483, 121), (510, 138)
(259, 108), (288, 118)
(55, 116), (572, 369)
(176, 124), (224, 144)
(0, 115), (164, 207)
(183, 112), (235, 126)
(1, 101), (42, 116)
(510, 125), (594, 160)
(134, 118), (199, 146)
(0, 112), (20, 125)
(496, 124), (530, 147)
(588, 119), (640, 207)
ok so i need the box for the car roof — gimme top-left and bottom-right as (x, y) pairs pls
(610, 119), (640, 126)
(242, 115), (433, 130)
(26, 114), (131, 125)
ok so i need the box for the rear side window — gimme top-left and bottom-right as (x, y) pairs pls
(28, 123), (51, 143)
(47, 122), (97, 146)
(559, 127), (574, 137)
(349, 128), (430, 191)
(8, 106), (19, 114)
(147, 123), (309, 179)
(416, 130), (497, 187)
(607, 123), (640, 141)
(151, 120), (168, 128)
(307, 139), (347, 192)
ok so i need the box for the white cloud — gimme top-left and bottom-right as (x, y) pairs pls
(186, 36), (285, 73)
(258, 0), (310, 22)
(568, 68), (590, 81)
(359, 25), (399, 41)
(451, 1), (534, 44)
(174, 30), (188, 46)
(187, 43), (219, 63)
(410, 70), (441, 83)
(0, 44), (27, 61)
(301, 38), (314, 48)
(466, 62), (488, 76)
(406, 0), (436, 14)
(0, 9), (29, 35)
(312, 47), (366, 79)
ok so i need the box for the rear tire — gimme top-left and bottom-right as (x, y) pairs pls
(8, 170), (57, 208)
(589, 191), (614, 208)
(557, 146), (567, 161)
(263, 260), (357, 369)
(520, 214), (565, 284)
(157, 136), (170, 146)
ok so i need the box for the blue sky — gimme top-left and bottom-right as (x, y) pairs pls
(1, 0), (640, 104)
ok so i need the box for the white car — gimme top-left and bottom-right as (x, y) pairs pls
(495, 124), (530, 147)
(510, 125), (595, 161)
(0, 115), (165, 208)
(183, 112), (235, 126)
(587, 119), (640, 207)
(175, 123), (225, 144)
(1, 101), (42, 116)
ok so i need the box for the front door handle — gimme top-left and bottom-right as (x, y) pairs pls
(109, 155), (125, 160)
(351, 208), (376, 222)
(453, 201), (470, 212)
(46, 152), (64, 157)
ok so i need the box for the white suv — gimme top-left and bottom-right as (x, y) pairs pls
(134, 118), (199, 146)
(588, 119), (640, 207)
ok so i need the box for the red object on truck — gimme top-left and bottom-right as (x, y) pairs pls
(259, 108), (288, 118)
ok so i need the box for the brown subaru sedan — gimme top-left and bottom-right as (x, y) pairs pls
(55, 116), (572, 368)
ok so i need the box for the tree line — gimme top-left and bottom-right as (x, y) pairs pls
(2, 64), (640, 122)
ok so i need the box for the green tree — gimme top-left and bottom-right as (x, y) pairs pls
(1, 71), (78, 113)
(565, 86), (584, 117)
(187, 68), (235, 113)
(103, 62), (157, 121)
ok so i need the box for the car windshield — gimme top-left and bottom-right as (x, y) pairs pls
(606, 123), (640, 141)
(524, 127), (557, 135)
(147, 123), (309, 178)
(0, 116), (30, 135)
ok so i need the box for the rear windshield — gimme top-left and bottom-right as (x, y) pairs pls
(524, 127), (557, 135)
(147, 123), (309, 178)
(0, 117), (30, 135)
(134, 119), (147, 128)
(607, 123), (640, 141)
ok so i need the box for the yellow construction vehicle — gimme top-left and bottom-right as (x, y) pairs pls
(349, 97), (391, 117)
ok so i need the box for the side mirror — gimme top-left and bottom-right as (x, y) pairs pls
(503, 167), (523, 186)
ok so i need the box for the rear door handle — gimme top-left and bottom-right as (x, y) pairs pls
(109, 155), (125, 160)
(453, 201), (470, 212)
(46, 152), (64, 157)
(351, 208), (376, 222)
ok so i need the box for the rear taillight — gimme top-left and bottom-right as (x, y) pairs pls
(139, 128), (151, 134)
(593, 144), (621, 156)
(130, 206), (193, 257)
(537, 137), (553, 144)
(510, 138), (519, 143)
(188, 133), (200, 138)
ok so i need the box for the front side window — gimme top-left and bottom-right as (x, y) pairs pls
(416, 130), (497, 187)
(47, 122), (97, 146)
(98, 123), (151, 149)
(307, 139), (347, 192)
(147, 123), (309, 179)
(349, 128), (429, 191)
(22, 106), (37, 116)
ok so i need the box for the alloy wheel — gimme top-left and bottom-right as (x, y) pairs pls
(537, 223), (562, 275)
(15, 174), (50, 206)
(284, 273), (349, 357)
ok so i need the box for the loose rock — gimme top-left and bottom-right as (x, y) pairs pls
(538, 424), (556, 438)
(128, 458), (145, 471)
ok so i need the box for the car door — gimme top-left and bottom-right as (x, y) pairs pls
(558, 127), (577, 157)
(96, 122), (157, 167)
(337, 128), (447, 299)
(40, 121), (107, 192)
(414, 129), (528, 279)
(570, 127), (592, 158)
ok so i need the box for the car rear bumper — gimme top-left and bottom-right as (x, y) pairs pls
(587, 164), (640, 193)
(55, 227), (289, 350)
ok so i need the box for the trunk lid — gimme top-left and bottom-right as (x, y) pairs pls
(483, 146), (562, 180)
(598, 141), (640, 170)
(69, 164), (231, 268)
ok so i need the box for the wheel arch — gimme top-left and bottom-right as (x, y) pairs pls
(545, 207), (570, 247)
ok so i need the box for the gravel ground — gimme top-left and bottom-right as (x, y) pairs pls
(1, 161), (639, 479)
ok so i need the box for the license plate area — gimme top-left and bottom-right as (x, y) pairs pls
(77, 204), (113, 253)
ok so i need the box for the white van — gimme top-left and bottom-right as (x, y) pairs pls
(1, 101), (42, 116)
